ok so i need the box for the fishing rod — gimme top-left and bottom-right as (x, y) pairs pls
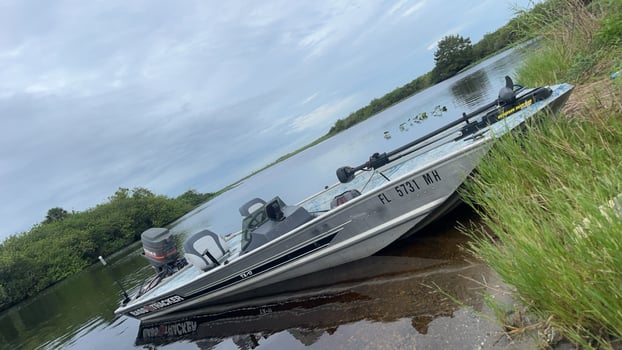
(334, 76), (537, 184)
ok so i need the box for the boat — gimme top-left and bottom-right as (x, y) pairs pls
(114, 77), (574, 321)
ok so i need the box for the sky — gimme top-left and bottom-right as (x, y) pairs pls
(0, 0), (534, 241)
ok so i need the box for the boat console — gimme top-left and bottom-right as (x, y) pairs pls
(240, 197), (314, 253)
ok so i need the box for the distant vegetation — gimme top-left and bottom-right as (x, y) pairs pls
(0, 187), (214, 311)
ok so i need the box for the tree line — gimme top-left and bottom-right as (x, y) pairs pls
(328, 9), (533, 136)
(0, 187), (214, 311)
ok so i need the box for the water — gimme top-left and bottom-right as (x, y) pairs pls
(0, 46), (528, 350)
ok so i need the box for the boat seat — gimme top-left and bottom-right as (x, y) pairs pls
(183, 229), (229, 271)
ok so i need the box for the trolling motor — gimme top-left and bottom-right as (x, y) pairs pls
(335, 76), (552, 184)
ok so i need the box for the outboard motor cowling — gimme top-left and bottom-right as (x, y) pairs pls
(184, 230), (229, 271)
(141, 228), (179, 269)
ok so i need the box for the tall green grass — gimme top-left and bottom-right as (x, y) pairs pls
(464, 110), (622, 348)
(513, 0), (610, 85)
(462, 1), (622, 347)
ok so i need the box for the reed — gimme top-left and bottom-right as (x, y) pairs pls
(514, 0), (607, 85)
(464, 108), (622, 347)
(462, 1), (622, 347)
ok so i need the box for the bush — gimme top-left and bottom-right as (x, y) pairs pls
(0, 187), (214, 311)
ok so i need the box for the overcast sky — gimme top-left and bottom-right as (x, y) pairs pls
(0, 0), (534, 241)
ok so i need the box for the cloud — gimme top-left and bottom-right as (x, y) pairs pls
(0, 0), (537, 240)
(402, 1), (426, 17)
(294, 1), (389, 60)
(289, 96), (356, 133)
(0, 43), (26, 59)
(426, 25), (466, 51)
(298, 24), (334, 56)
(302, 92), (319, 105)
(387, 0), (409, 16)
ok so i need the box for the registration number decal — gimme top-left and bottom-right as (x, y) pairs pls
(378, 170), (442, 205)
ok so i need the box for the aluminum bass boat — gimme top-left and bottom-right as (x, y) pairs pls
(115, 77), (573, 320)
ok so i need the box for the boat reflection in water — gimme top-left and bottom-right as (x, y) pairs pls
(135, 208), (500, 349)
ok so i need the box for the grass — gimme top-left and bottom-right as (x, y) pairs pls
(461, 0), (622, 348)
(464, 112), (622, 348)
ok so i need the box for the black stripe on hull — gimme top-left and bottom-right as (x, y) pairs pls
(128, 231), (340, 318)
(186, 231), (338, 299)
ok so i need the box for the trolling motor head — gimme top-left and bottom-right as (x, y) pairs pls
(336, 166), (356, 183)
(336, 152), (389, 183)
(498, 76), (517, 108)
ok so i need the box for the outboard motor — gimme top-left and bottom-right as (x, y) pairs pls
(184, 230), (229, 271)
(141, 228), (179, 271)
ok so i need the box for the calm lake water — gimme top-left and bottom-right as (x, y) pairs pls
(0, 46), (529, 350)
